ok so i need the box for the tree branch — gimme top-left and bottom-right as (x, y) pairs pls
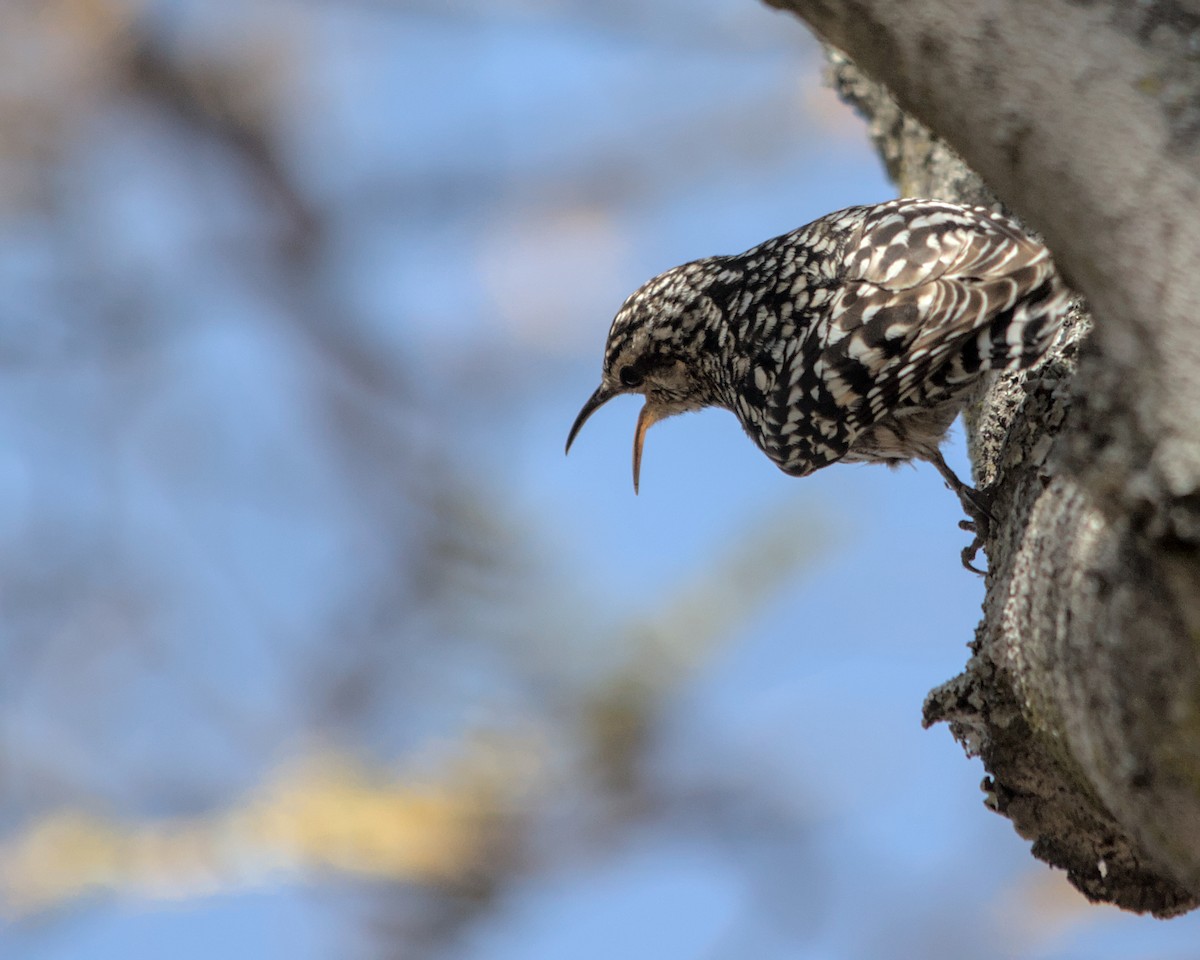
(767, 0), (1200, 915)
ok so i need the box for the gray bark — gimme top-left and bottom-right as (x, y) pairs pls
(765, 0), (1200, 916)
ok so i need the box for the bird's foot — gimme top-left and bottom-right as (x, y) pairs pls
(955, 488), (993, 575)
(958, 520), (986, 575)
(927, 450), (993, 575)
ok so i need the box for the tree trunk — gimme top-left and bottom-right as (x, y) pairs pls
(765, 0), (1200, 916)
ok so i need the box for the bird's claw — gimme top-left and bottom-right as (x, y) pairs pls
(927, 451), (994, 575)
(957, 491), (992, 575)
(960, 536), (986, 575)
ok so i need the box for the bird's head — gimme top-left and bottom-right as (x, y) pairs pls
(565, 258), (734, 491)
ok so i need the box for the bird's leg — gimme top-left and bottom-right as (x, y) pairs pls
(927, 450), (993, 575)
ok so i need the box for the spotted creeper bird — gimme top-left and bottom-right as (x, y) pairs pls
(565, 198), (1070, 571)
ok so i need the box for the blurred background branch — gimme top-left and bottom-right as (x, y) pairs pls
(0, 1), (1196, 958)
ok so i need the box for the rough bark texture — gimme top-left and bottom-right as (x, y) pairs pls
(765, 0), (1200, 916)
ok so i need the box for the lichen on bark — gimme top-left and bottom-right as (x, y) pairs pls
(772, 18), (1200, 915)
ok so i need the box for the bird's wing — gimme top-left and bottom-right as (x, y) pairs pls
(815, 200), (1066, 439)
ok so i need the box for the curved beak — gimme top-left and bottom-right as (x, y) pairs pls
(565, 384), (616, 456)
(566, 384), (662, 495)
(632, 403), (661, 494)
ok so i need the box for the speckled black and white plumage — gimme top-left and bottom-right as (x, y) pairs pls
(566, 198), (1070, 563)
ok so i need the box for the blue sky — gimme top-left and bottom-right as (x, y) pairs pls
(1, 1), (1198, 958)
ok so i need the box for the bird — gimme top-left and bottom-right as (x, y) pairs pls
(565, 198), (1070, 571)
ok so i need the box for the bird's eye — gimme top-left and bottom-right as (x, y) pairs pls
(619, 365), (643, 388)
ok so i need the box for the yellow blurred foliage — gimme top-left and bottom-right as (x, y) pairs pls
(0, 744), (532, 919)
